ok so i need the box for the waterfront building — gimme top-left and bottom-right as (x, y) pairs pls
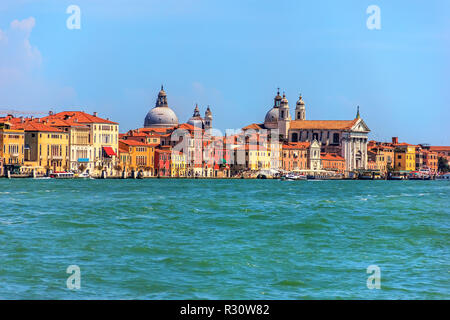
(14, 121), (69, 173)
(368, 147), (386, 175)
(281, 142), (309, 171)
(235, 144), (271, 171)
(118, 146), (131, 174)
(244, 90), (370, 174)
(0, 121), (25, 174)
(367, 160), (378, 171)
(415, 146), (424, 171)
(429, 146), (450, 163)
(46, 111), (119, 176)
(367, 140), (395, 175)
(170, 150), (186, 177)
(41, 114), (93, 173)
(119, 139), (157, 177)
(422, 149), (438, 173)
(391, 137), (416, 172)
(154, 147), (171, 177)
(321, 153), (346, 174)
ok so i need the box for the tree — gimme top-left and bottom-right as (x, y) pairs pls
(438, 157), (449, 173)
(78, 164), (86, 172)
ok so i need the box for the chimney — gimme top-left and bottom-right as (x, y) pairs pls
(49, 111), (53, 116)
(93, 112), (98, 117)
(31, 116), (34, 121)
(392, 137), (398, 144)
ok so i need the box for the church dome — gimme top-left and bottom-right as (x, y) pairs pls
(144, 107), (178, 128)
(264, 107), (279, 123)
(144, 86), (179, 128)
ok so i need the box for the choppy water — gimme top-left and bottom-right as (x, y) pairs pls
(0, 179), (448, 299)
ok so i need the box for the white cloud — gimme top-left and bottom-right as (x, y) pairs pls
(0, 17), (76, 113)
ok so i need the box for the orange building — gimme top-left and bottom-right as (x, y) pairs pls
(0, 121), (25, 173)
(429, 146), (450, 163)
(119, 139), (157, 177)
(281, 142), (310, 171)
(321, 152), (345, 174)
(422, 149), (438, 173)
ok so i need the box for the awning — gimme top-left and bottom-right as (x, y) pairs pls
(78, 158), (90, 163)
(102, 146), (117, 157)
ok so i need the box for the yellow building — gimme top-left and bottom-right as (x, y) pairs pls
(119, 139), (156, 177)
(15, 121), (69, 173)
(170, 151), (186, 177)
(394, 144), (416, 172)
(240, 145), (271, 171)
(0, 121), (25, 173)
(45, 112), (119, 176)
(41, 116), (94, 173)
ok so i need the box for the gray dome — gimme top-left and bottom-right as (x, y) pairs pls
(144, 106), (178, 128)
(144, 86), (179, 128)
(264, 107), (278, 124)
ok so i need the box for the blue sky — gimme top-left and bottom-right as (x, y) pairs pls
(0, 0), (449, 144)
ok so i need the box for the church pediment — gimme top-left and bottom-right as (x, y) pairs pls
(351, 118), (370, 132)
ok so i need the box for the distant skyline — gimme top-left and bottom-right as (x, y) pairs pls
(0, 0), (449, 145)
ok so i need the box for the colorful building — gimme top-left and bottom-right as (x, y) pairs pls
(155, 148), (171, 177)
(14, 121), (69, 174)
(41, 115), (93, 173)
(422, 149), (438, 173)
(0, 121), (25, 174)
(44, 111), (119, 176)
(281, 142), (309, 171)
(321, 152), (346, 174)
(392, 137), (416, 172)
(171, 151), (187, 177)
(119, 139), (156, 177)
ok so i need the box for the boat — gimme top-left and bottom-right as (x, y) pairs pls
(49, 172), (74, 179)
(282, 173), (307, 181)
(389, 175), (405, 180)
(75, 172), (91, 179)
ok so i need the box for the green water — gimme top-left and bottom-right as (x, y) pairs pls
(0, 179), (448, 299)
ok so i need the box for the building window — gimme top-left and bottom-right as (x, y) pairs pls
(332, 133), (339, 144)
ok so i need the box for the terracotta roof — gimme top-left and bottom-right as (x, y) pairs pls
(45, 111), (118, 124)
(40, 117), (88, 128)
(118, 147), (129, 154)
(290, 119), (358, 130)
(282, 142), (310, 150)
(13, 122), (64, 132)
(321, 152), (345, 161)
(429, 146), (450, 152)
(119, 139), (151, 147)
(243, 123), (264, 130)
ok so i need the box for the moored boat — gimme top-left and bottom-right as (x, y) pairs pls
(49, 172), (74, 179)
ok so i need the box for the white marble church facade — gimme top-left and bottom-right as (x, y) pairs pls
(245, 90), (371, 172)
